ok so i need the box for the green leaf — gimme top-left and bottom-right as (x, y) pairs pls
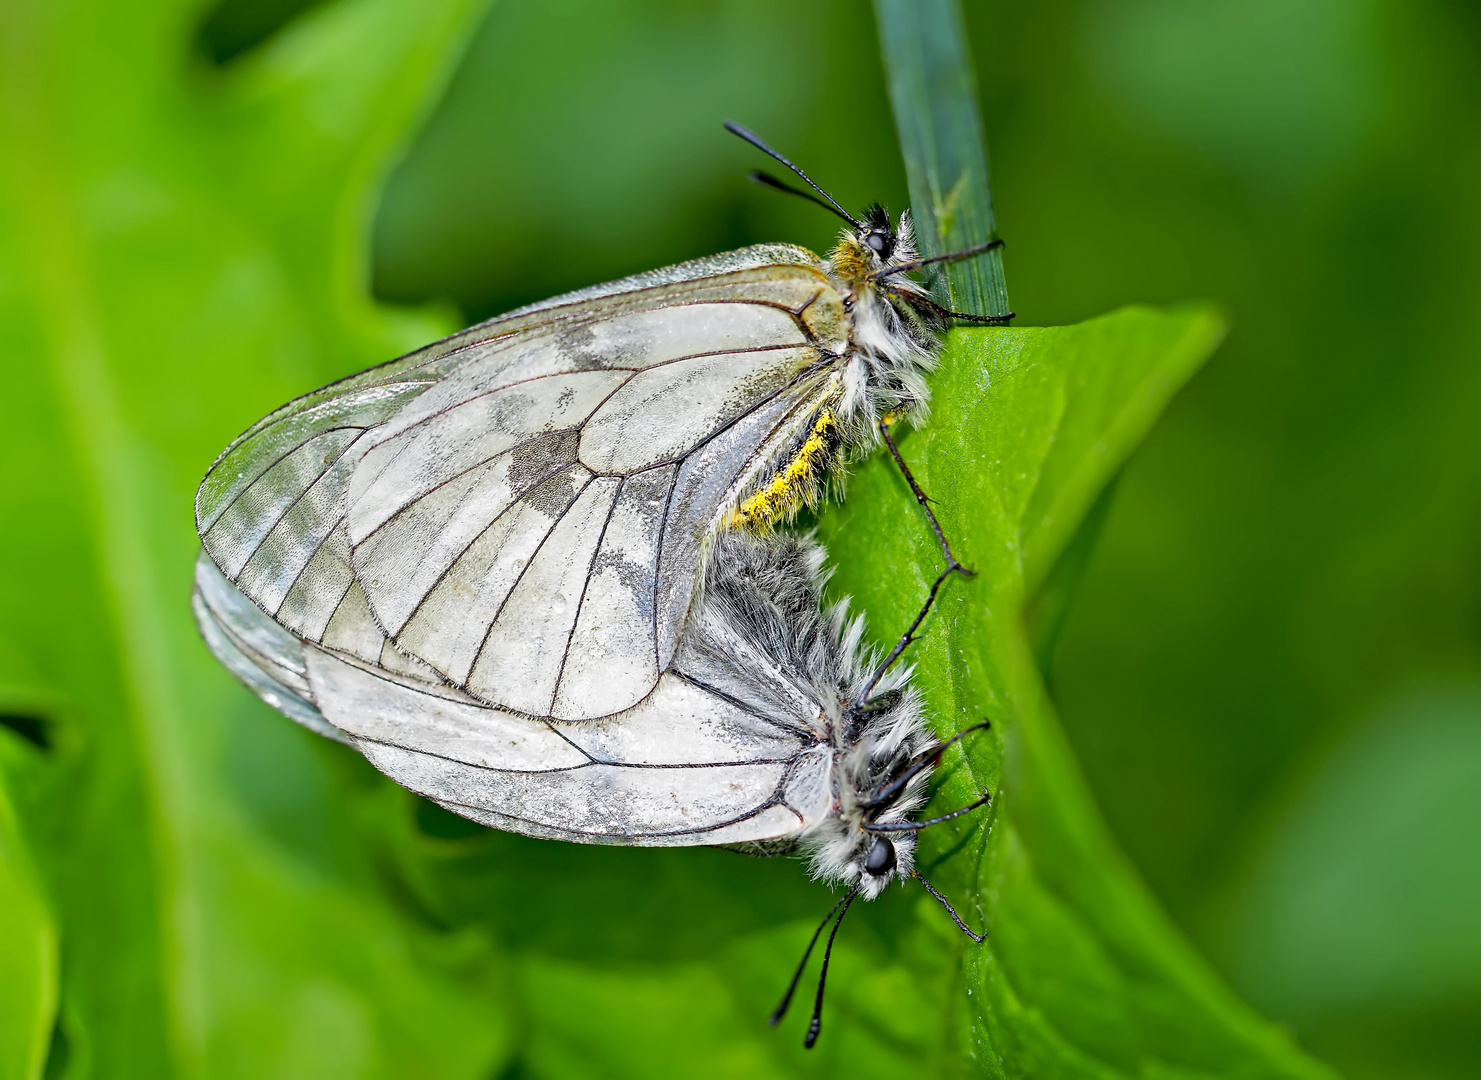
(817, 307), (1335, 1077)
(0, 755), (57, 1080)
(0, 0), (498, 1074)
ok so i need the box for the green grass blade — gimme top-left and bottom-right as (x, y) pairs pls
(874, 0), (1010, 319)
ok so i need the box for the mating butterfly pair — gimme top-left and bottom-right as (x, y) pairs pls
(193, 124), (1007, 1046)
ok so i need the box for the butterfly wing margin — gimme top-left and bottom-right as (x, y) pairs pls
(191, 550), (342, 742)
(304, 646), (833, 847)
(196, 246), (851, 722)
(195, 242), (834, 545)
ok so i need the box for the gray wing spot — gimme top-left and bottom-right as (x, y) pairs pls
(348, 370), (628, 544)
(351, 430), (583, 637)
(509, 430), (580, 490)
(520, 446), (581, 513)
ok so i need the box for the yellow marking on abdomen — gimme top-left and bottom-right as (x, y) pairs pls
(726, 410), (839, 530)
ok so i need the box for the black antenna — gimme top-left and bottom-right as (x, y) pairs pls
(748, 170), (858, 227)
(770, 889), (853, 1028)
(725, 121), (862, 229)
(805, 887), (859, 1048)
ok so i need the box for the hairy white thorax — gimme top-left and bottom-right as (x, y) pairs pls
(827, 209), (944, 451)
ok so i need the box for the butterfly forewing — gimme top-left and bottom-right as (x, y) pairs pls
(196, 246), (850, 722)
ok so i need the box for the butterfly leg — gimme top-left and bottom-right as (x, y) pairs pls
(855, 418), (973, 706)
(878, 415), (970, 577)
(912, 869), (986, 944)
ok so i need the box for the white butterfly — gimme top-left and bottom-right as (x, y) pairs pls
(194, 124), (1006, 725)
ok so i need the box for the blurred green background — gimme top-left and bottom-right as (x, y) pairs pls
(399, 2), (1481, 1075)
(383, 3), (1481, 1070)
(3, 0), (1478, 1077)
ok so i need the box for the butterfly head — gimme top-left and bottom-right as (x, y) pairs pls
(860, 203), (897, 259)
(798, 688), (934, 900)
(827, 203), (922, 291)
(722, 121), (937, 335)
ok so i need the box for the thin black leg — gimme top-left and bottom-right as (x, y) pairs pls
(855, 418), (973, 707)
(863, 790), (991, 832)
(879, 417), (968, 574)
(914, 869), (986, 944)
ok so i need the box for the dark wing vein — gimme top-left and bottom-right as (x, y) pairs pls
(462, 475), (597, 685)
(549, 476), (624, 717)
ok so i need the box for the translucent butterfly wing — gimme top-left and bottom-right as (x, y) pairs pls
(196, 245), (850, 722)
(192, 552), (833, 846)
(192, 549), (336, 740)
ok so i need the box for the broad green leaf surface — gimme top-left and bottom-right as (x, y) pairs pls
(818, 310), (1333, 1078)
(0, 0), (1336, 1075)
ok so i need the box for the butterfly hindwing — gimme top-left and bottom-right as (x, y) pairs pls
(309, 646), (830, 846)
(194, 549), (830, 845)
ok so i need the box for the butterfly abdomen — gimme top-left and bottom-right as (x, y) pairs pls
(725, 407), (844, 531)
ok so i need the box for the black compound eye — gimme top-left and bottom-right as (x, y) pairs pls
(866, 231), (890, 255)
(864, 836), (897, 876)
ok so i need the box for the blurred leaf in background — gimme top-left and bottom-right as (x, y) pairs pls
(971, 1), (1481, 1077)
(372, 0), (910, 321)
(0, 0), (506, 1074)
